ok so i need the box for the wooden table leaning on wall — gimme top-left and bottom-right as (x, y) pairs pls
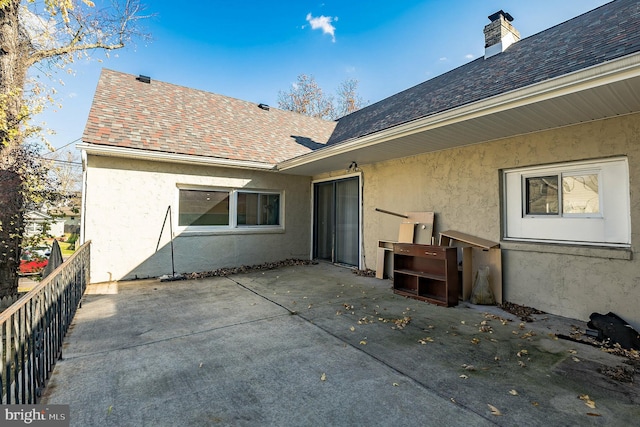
(438, 230), (502, 304)
(375, 210), (435, 279)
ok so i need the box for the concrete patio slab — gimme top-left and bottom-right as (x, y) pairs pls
(42, 263), (639, 426)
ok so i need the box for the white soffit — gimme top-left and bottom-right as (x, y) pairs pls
(278, 53), (640, 176)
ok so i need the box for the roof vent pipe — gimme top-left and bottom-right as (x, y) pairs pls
(136, 75), (151, 83)
(484, 10), (520, 59)
(258, 103), (270, 111)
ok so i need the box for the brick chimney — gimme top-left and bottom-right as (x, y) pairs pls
(484, 10), (520, 59)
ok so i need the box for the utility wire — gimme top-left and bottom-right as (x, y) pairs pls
(40, 137), (82, 156)
(37, 157), (82, 166)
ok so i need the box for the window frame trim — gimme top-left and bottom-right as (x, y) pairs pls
(503, 157), (630, 247)
(521, 168), (604, 219)
(176, 184), (284, 233)
(234, 189), (283, 228)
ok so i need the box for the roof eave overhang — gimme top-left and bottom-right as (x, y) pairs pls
(277, 52), (640, 175)
(77, 143), (277, 171)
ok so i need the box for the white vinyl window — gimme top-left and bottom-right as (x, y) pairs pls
(237, 191), (280, 226)
(503, 158), (630, 246)
(178, 187), (282, 230)
(179, 189), (230, 226)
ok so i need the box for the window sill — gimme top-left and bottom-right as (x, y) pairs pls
(501, 240), (632, 260)
(177, 227), (285, 237)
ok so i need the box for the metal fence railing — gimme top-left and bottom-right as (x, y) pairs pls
(0, 241), (90, 404)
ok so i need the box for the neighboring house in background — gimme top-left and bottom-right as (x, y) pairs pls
(80, 1), (640, 329)
(24, 211), (65, 238)
(49, 200), (82, 236)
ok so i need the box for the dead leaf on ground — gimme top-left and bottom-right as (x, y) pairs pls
(358, 316), (375, 325)
(471, 337), (481, 345)
(518, 361), (526, 368)
(359, 340), (367, 345)
(462, 364), (476, 371)
(484, 313), (511, 325)
(487, 404), (502, 416)
(349, 326), (355, 332)
(521, 331), (536, 339)
(320, 373), (326, 381)
(418, 337), (434, 344)
(392, 316), (411, 329)
(579, 394), (596, 409)
(459, 374), (469, 379)
(393, 382), (399, 387)
(509, 389), (519, 396)
(586, 413), (602, 417)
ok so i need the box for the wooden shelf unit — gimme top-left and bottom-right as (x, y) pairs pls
(392, 243), (459, 307)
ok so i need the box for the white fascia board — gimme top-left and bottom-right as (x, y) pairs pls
(77, 143), (277, 171)
(278, 52), (640, 172)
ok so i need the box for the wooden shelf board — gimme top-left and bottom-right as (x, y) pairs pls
(393, 290), (448, 306)
(394, 269), (446, 282)
(439, 230), (499, 249)
(393, 287), (418, 296)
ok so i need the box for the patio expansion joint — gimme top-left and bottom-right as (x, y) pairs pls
(61, 312), (292, 361)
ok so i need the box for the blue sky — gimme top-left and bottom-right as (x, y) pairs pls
(34, 0), (611, 152)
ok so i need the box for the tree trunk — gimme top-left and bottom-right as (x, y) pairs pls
(0, 169), (23, 297)
(0, 0), (27, 146)
(0, 1), (27, 296)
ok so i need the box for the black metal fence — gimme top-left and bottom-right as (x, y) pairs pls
(0, 241), (90, 404)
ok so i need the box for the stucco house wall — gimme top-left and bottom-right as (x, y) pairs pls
(324, 113), (639, 328)
(83, 155), (312, 283)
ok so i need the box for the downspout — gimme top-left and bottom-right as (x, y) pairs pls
(80, 149), (88, 245)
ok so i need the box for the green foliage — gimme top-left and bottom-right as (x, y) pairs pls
(66, 233), (78, 245)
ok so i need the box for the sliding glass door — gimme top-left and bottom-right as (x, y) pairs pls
(313, 177), (359, 266)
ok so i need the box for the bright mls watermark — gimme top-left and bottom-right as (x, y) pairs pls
(2, 405), (69, 426)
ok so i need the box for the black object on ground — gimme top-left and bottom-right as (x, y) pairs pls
(587, 312), (640, 351)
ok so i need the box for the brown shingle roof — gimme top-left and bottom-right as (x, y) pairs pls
(82, 69), (336, 164)
(328, 0), (640, 145)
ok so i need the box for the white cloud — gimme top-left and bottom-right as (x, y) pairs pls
(465, 54), (475, 59)
(306, 13), (337, 42)
(439, 57), (448, 62)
